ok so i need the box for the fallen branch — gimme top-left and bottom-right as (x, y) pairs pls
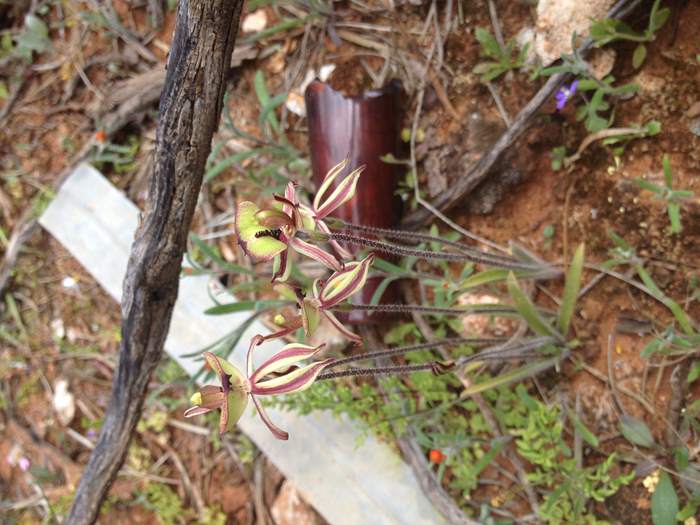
(64, 1), (243, 523)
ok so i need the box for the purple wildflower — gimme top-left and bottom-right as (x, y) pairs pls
(555, 80), (579, 110)
(18, 457), (30, 471)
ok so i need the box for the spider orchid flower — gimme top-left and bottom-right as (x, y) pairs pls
(185, 342), (333, 440)
(302, 254), (374, 344)
(234, 160), (363, 281)
(255, 254), (374, 346)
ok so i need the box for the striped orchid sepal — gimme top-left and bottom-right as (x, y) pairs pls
(184, 352), (249, 435)
(246, 339), (334, 439)
(318, 254), (374, 309)
(312, 159), (364, 220)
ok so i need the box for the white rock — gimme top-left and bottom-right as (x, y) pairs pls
(53, 379), (76, 426)
(242, 10), (268, 33)
(534, 0), (615, 66)
(271, 480), (324, 525)
(51, 318), (65, 340)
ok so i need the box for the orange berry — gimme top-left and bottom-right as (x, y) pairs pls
(94, 130), (107, 143)
(429, 449), (444, 464)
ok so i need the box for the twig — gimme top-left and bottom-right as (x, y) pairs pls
(64, 2), (244, 523)
(665, 357), (692, 448)
(487, 0), (506, 51)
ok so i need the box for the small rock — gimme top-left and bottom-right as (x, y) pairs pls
(50, 318), (65, 340)
(534, 0), (615, 66)
(588, 48), (616, 79)
(271, 481), (325, 525)
(241, 10), (267, 33)
(687, 101), (700, 119)
(689, 118), (700, 137)
(53, 379), (76, 426)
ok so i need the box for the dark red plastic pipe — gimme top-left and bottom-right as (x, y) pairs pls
(305, 79), (405, 323)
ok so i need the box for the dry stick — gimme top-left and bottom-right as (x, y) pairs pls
(359, 325), (479, 525)
(401, 0), (644, 229)
(64, 2), (243, 523)
(665, 357), (693, 448)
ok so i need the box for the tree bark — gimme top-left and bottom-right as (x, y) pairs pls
(65, 1), (243, 523)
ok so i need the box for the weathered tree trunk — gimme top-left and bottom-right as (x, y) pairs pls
(65, 1), (243, 523)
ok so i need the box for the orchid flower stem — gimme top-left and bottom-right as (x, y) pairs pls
(329, 303), (516, 316)
(317, 362), (443, 381)
(299, 230), (544, 271)
(324, 337), (506, 369)
(325, 219), (523, 266)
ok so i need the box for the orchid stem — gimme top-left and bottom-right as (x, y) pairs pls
(329, 303), (516, 316)
(325, 337), (505, 369)
(325, 218), (523, 266)
(299, 230), (545, 271)
(317, 362), (444, 381)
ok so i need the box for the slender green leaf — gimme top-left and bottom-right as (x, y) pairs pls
(204, 299), (288, 315)
(461, 357), (561, 395)
(558, 243), (584, 335)
(507, 272), (557, 338)
(568, 411), (599, 447)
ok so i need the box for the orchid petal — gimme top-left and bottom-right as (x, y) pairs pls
(289, 236), (342, 271)
(314, 166), (363, 219)
(322, 310), (362, 344)
(319, 254), (374, 308)
(202, 352), (249, 433)
(317, 219), (353, 259)
(246, 334), (265, 378)
(255, 209), (294, 230)
(236, 201), (287, 261)
(251, 358), (334, 395)
(313, 158), (349, 211)
(251, 395), (289, 440)
(203, 352), (247, 388)
(301, 297), (321, 336)
(298, 205), (317, 231)
(250, 342), (325, 384)
(223, 390), (248, 433)
(184, 406), (214, 418)
(271, 249), (291, 282)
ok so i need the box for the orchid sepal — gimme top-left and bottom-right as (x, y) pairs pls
(314, 166), (363, 220)
(251, 358), (334, 395)
(289, 236), (343, 271)
(250, 342), (326, 384)
(319, 254), (374, 308)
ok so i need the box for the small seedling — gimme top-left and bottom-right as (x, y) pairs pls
(634, 154), (694, 234)
(589, 0), (670, 69)
(473, 27), (529, 82)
